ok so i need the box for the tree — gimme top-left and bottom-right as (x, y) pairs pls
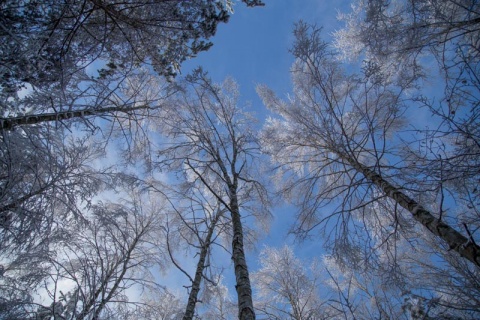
(1, 0), (229, 88)
(155, 182), (230, 320)
(0, 129), (107, 254)
(0, 0), (265, 267)
(0, 0), (265, 133)
(125, 290), (184, 320)
(0, 3), (266, 317)
(322, 244), (480, 319)
(0, 67), (172, 132)
(334, 0), (480, 228)
(258, 22), (480, 270)
(27, 188), (167, 320)
(0, 0), (234, 136)
(334, 0), (480, 86)
(199, 274), (237, 320)
(252, 245), (331, 320)
(178, 206), (225, 320)
(322, 253), (411, 320)
(155, 69), (270, 320)
(0, 179), (170, 319)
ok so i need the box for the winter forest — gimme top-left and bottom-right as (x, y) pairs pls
(1, 0), (479, 319)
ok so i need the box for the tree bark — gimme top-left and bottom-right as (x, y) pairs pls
(183, 212), (222, 320)
(344, 153), (480, 268)
(0, 105), (151, 131)
(229, 186), (256, 320)
(215, 147), (256, 319)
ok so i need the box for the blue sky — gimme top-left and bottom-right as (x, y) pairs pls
(183, 0), (349, 120)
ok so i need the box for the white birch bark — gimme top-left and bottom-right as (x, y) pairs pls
(183, 210), (223, 320)
(0, 104), (152, 131)
(343, 153), (480, 268)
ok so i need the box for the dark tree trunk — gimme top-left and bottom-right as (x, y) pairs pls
(183, 212), (222, 320)
(344, 153), (480, 268)
(0, 105), (150, 130)
(229, 186), (255, 320)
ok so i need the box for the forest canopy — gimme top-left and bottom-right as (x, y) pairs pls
(1, 0), (479, 319)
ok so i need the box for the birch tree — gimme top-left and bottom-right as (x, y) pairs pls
(252, 246), (332, 320)
(0, 0), (265, 257)
(334, 0), (480, 224)
(334, 0), (479, 86)
(258, 22), (480, 270)
(26, 188), (167, 320)
(179, 207), (225, 320)
(0, 67), (172, 134)
(0, 0), (265, 133)
(322, 253), (412, 320)
(0, 130), (107, 255)
(155, 69), (270, 320)
(0, 0), (264, 260)
(199, 274), (237, 320)
(124, 290), (184, 320)
(155, 182), (230, 320)
(322, 243), (480, 319)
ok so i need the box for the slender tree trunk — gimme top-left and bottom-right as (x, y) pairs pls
(229, 186), (255, 320)
(344, 153), (480, 268)
(183, 212), (222, 320)
(0, 105), (151, 130)
(205, 144), (256, 319)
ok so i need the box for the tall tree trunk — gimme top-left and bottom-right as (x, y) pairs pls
(344, 153), (480, 268)
(229, 186), (255, 320)
(0, 105), (151, 130)
(183, 212), (222, 320)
